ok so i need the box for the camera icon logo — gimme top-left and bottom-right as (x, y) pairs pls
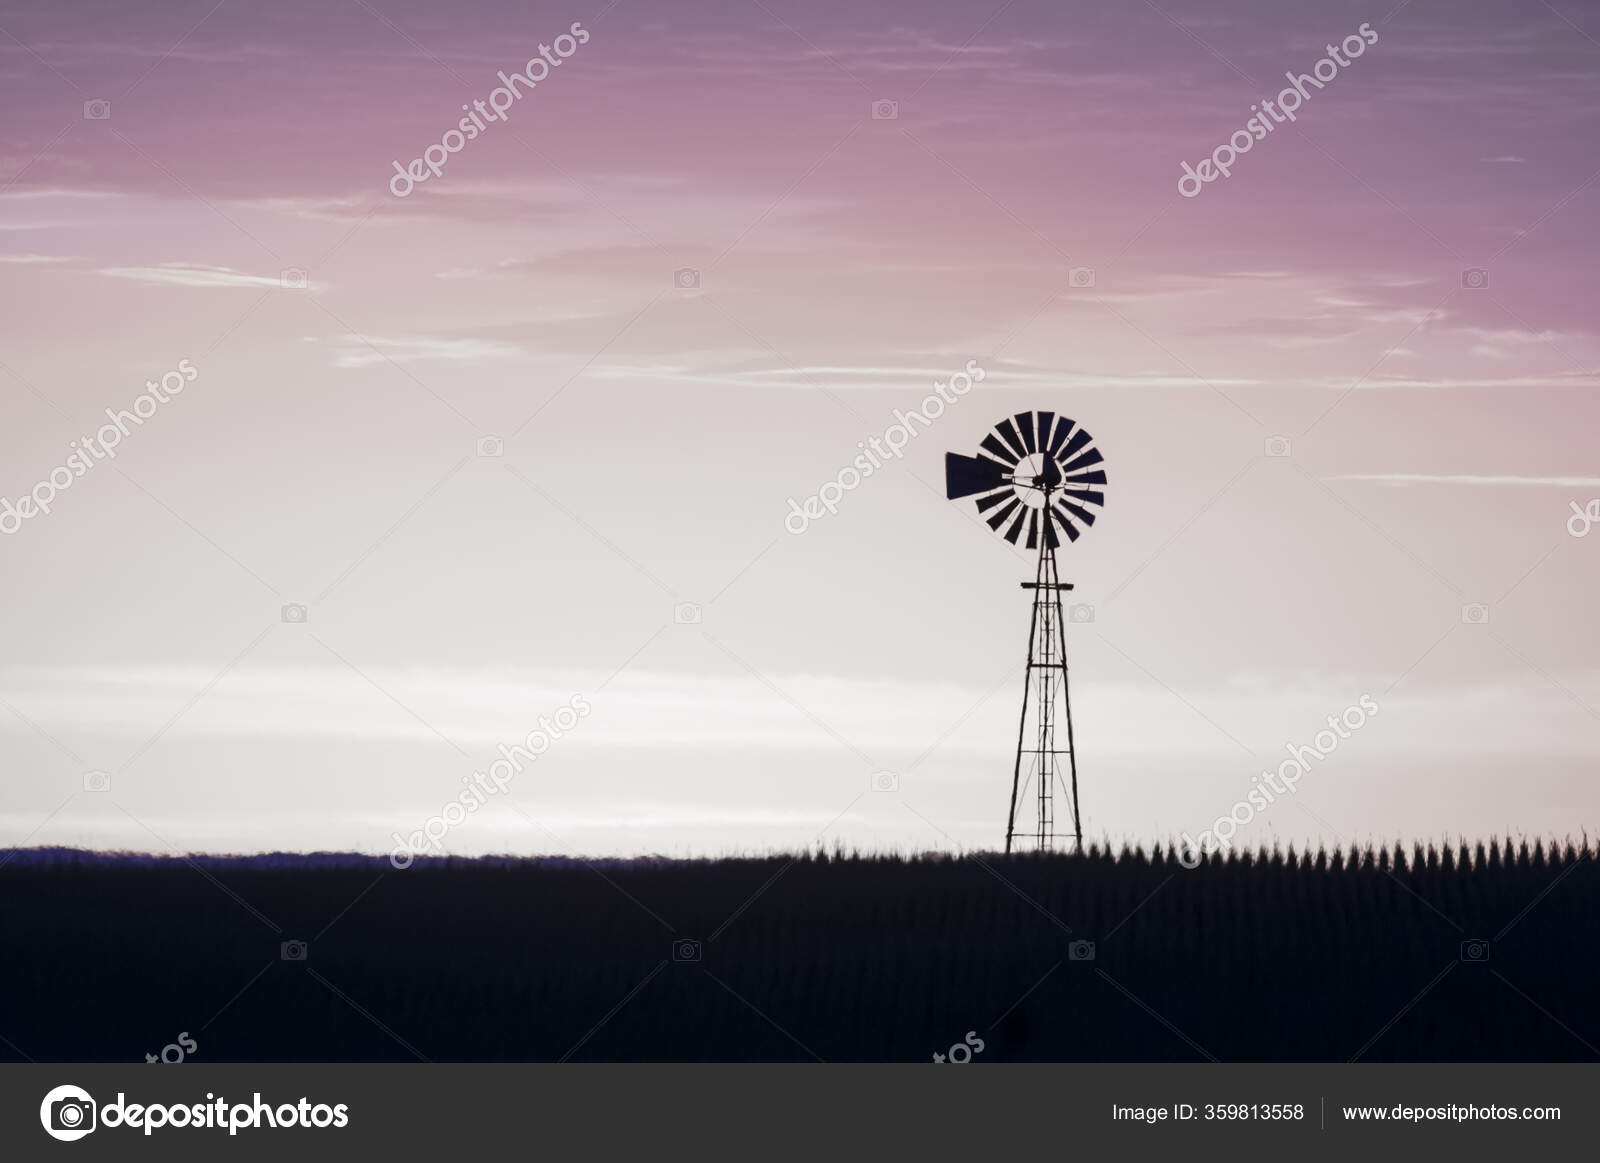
(83, 770), (111, 793)
(83, 99), (111, 121)
(674, 602), (702, 624)
(40, 1084), (97, 1141)
(1068, 603), (1095, 624)
(476, 435), (504, 458)
(1069, 266), (1096, 288)
(871, 99), (899, 120)
(1460, 938), (1490, 962)
(1461, 603), (1490, 625)
(870, 770), (899, 793)
(673, 267), (700, 290)
(281, 603), (308, 624)
(1068, 939), (1096, 961)
(1265, 435), (1292, 458)
(281, 939), (309, 961)
(672, 938), (702, 962)
(280, 268), (308, 290)
(1461, 268), (1490, 290)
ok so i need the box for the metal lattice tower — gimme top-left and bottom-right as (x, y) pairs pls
(1008, 499), (1080, 852)
(945, 412), (1106, 853)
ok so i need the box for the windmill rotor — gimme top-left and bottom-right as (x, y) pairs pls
(945, 412), (1107, 550)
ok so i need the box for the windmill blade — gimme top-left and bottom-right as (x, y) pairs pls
(1042, 503), (1060, 549)
(1046, 419), (1077, 458)
(1058, 446), (1104, 474)
(980, 433), (1020, 466)
(1055, 427), (1093, 462)
(1058, 498), (1098, 526)
(974, 488), (1014, 513)
(1052, 505), (1082, 541)
(1060, 488), (1105, 506)
(1002, 506), (1028, 544)
(985, 496), (1021, 530)
(1025, 509), (1040, 549)
(1035, 411), (1057, 452)
(1060, 469), (1107, 486)
(1013, 412), (1038, 454)
(994, 417), (1029, 460)
(945, 452), (1010, 499)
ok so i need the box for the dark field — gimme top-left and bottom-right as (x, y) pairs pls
(1, 842), (1595, 1062)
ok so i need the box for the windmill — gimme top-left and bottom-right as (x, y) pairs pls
(945, 412), (1106, 853)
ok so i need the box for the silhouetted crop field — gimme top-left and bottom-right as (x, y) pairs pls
(1, 841), (1594, 1061)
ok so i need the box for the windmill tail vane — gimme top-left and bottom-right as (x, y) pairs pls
(945, 412), (1107, 854)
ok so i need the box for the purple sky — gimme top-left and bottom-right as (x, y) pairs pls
(1, 0), (1598, 858)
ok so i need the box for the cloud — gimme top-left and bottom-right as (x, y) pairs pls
(0, 253), (74, 264)
(96, 262), (287, 289)
(231, 193), (376, 222)
(1208, 276), (1453, 350)
(323, 334), (524, 368)
(1457, 326), (1568, 361)
(1354, 374), (1599, 389)
(0, 187), (123, 201)
(0, 39), (290, 66)
(1460, 327), (1561, 345)
(1329, 474), (1600, 487)
(583, 354), (1262, 392)
(1219, 312), (1441, 350)
(3, 664), (1595, 760)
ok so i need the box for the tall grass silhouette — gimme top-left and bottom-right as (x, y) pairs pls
(1, 840), (1593, 1061)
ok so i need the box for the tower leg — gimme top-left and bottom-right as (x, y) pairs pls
(1006, 544), (1046, 855)
(1056, 571), (1083, 850)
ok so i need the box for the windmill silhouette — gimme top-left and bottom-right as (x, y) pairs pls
(945, 412), (1106, 853)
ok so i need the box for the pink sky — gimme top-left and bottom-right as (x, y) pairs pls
(2, 0), (1598, 857)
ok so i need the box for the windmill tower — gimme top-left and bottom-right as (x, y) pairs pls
(945, 412), (1107, 853)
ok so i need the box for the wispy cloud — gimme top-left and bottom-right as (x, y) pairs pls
(324, 334), (524, 368)
(3, 664), (1594, 759)
(1461, 325), (1565, 359)
(1330, 473), (1600, 487)
(591, 356), (1262, 392)
(232, 193), (375, 221)
(0, 187), (123, 201)
(1357, 373), (1600, 389)
(96, 262), (287, 289)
